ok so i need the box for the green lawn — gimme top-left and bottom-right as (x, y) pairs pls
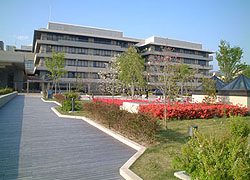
(130, 117), (250, 180)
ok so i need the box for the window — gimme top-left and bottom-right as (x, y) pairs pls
(79, 36), (88, 42)
(93, 61), (105, 68)
(68, 72), (75, 78)
(78, 60), (88, 67)
(90, 72), (99, 79)
(155, 46), (162, 52)
(198, 60), (206, 66)
(184, 58), (196, 64)
(66, 59), (75, 66)
(94, 38), (111, 45)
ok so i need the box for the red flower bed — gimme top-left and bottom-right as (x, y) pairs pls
(93, 98), (149, 106)
(139, 103), (249, 120)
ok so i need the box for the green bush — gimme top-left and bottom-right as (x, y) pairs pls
(62, 100), (82, 112)
(230, 118), (250, 138)
(0, 88), (13, 95)
(174, 119), (250, 180)
(64, 92), (79, 100)
(83, 101), (160, 142)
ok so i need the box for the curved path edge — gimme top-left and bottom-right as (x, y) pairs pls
(42, 98), (145, 180)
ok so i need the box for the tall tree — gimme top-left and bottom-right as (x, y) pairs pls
(45, 52), (66, 94)
(117, 47), (145, 98)
(216, 40), (246, 82)
(242, 65), (250, 78)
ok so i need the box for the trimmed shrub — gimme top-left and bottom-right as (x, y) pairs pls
(60, 92), (81, 112)
(83, 101), (160, 142)
(64, 92), (79, 100)
(174, 119), (250, 180)
(139, 103), (248, 120)
(0, 88), (13, 95)
(230, 117), (250, 138)
(62, 100), (82, 112)
(53, 93), (66, 104)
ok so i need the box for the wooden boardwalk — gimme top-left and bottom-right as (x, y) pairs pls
(0, 95), (135, 180)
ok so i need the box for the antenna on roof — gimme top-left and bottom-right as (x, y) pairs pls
(49, 5), (52, 22)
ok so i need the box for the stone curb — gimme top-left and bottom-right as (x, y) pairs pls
(174, 171), (191, 180)
(41, 98), (62, 107)
(42, 99), (145, 180)
(0, 92), (18, 108)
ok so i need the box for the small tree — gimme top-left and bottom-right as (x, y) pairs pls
(147, 50), (180, 128)
(176, 63), (194, 96)
(117, 47), (146, 98)
(98, 58), (122, 97)
(45, 52), (66, 94)
(216, 40), (246, 82)
(201, 77), (217, 103)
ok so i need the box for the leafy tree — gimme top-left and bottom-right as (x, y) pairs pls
(216, 40), (246, 82)
(176, 63), (194, 96)
(117, 47), (145, 98)
(147, 51), (180, 128)
(98, 58), (122, 97)
(45, 52), (66, 94)
(242, 65), (250, 78)
(201, 77), (217, 103)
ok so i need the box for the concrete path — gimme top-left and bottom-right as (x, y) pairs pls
(0, 95), (136, 180)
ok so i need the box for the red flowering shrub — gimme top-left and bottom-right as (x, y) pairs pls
(139, 102), (249, 120)
(53, 93), (66, 104)
(93, 98), (149, 106)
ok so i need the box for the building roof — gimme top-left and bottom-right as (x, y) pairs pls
(220, 74), (250, 91)
(195, 75), (226, 91)
(136, 36), (213, 53)
(211, 75), (227, 90)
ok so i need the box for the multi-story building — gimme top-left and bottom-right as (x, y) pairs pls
(136, 36), (213, 87)
(6, 45), (16, 52)
(32, 22), (140, 93)
(0, 50), (34, 91)
(31, 22), (213, 93)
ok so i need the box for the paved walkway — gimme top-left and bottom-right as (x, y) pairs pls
(0, 95), (136, 180)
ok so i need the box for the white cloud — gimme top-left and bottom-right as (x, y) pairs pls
(16, 35), (29, 41)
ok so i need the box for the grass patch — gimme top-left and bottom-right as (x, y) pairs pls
(130, 117), (250, 180)
(55, 106), (90, 117)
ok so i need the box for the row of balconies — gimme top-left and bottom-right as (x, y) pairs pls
(34, 39), (128, 54)
(141, 50), (213, 61)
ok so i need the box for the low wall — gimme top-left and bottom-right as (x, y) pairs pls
(120, 102), (140, 113)
(0, 92), (18, 108)
(192, 94), (250, 109)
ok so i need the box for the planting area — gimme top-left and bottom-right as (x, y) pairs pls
(130, 117), (250, 180)
(0, 88), (13, 95)
(55, 95), (250, 179)
(139, 103), (248, 119)
(93, 98), (249, 120)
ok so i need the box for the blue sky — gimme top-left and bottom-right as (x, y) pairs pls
(0, 0), (249, 70)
